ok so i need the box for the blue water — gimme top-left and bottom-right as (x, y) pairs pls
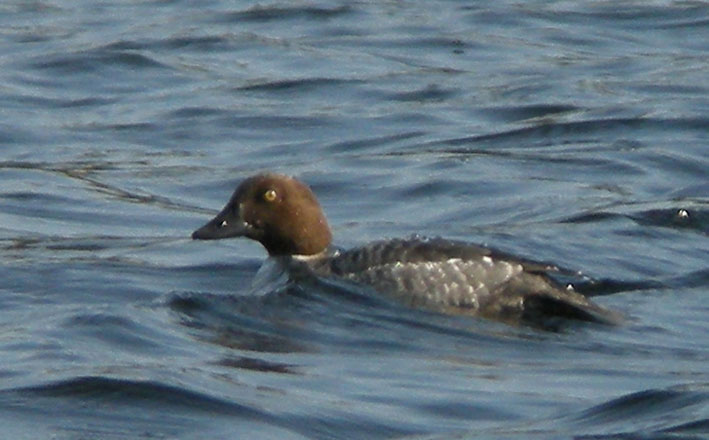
(1, 1), (708, 439)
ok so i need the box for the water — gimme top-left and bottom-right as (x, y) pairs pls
(1, 0), (708, 438)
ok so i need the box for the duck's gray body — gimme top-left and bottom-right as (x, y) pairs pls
(308, 237), (620, 325)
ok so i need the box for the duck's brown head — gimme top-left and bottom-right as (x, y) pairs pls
(192, 174), (332, 256)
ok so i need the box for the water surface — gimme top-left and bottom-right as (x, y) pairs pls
(1, 1), (708, 439)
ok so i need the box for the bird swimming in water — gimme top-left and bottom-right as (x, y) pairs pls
(192, 173), (622, 328)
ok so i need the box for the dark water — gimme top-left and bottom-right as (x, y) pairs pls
(1, 1), (708, 439)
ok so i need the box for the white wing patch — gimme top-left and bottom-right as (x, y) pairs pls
(344, 257), (524, 310)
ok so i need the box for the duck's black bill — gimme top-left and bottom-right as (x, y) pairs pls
(192, 215), (250, 240)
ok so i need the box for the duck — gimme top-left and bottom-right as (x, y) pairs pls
(192, 173), (622, 327)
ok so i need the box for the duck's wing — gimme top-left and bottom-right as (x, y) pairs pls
(326, 237), (622, 326)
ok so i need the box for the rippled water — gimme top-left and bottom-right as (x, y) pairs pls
(1, 1), (708, 439)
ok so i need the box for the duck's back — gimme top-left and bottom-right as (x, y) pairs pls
(321, 237), (619, 326)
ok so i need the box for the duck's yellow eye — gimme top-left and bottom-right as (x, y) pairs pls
(263, 189), (277, 202)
